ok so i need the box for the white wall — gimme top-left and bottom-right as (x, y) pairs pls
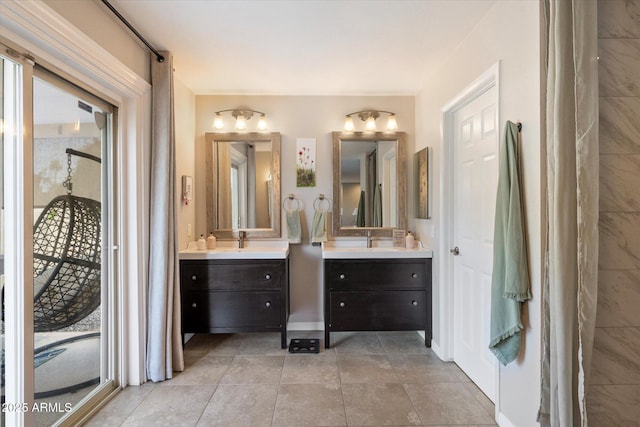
(192, 95), (415, 325)
(175, 78), (196, 249)
(414, 2), (541, 426)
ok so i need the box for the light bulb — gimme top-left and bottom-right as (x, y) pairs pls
(344, 116), (355, 132)
(213, 113), (224, 129)
(365, 115), (377, 131)
(73, 119), (81, 133)
(235, 114), (247, 130)
(386, 114), (398, 130)
(257, 114), (267, 130)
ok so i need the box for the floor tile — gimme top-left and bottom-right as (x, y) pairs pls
(464, 382), (495, 418)
(235, 332), (289, 356)
(337, 354), (398, 383)
(89, 332), (505, 426)
(377, 331), (429, 354)
(388, 353), (464, 383)
(186, 333), (241, 356)
(196, 383), (278, 427)
(271, 383), (346, 427)
(164, 355), (232, 386)
(121, 385), (215, 427)
(331, 332), (385, 354)
(342, 383), (421, 426)
(219, 355), (284, 384)
(281, 352), (340, 385)
(404, 383), (496, 425)
(84, 382), (157, 426)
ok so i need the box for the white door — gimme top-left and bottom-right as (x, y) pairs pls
(452, 85), (498, 401)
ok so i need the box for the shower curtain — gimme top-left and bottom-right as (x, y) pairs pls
(147, 52), (184, 381)
(539, 1), (599, 425)
(366, 150), (377, 226)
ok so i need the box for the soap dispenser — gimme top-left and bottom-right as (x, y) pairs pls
(196, 234), (206, 251)
(207, 232), (217, 249)
(405, 231), (415, 249)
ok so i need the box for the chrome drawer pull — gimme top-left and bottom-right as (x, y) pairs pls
(411, 300), (418, 306)
(265, 274), (271, 280)
(191, 303), (197, 308)
(265, 301), (272, 307)
(339, 274), (346, 280)
(412, 273), (418, 278)
(339, 301), (346, 307)
(191, 275), (197, 280)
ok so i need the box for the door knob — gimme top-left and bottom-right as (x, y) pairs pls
(450, 246), (460, 256)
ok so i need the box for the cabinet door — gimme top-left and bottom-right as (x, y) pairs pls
(183, 291), (282, 332)
(326, 259), (428, 290)
(329, 290), (426, 331)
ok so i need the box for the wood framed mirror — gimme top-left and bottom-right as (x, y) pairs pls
(206, 132), (281, 239)
(331, 131), (407, 237)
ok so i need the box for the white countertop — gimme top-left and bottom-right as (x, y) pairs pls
(321, 240), (433, 259)
(179, 240), (289, 260)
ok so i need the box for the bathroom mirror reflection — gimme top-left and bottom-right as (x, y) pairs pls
(206, 132), (281, 239)
(332, 132), (407, 237)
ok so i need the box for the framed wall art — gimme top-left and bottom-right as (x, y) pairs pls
(415, 147), (429, 219)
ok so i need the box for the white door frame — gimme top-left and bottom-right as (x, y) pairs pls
(439, 61), (500, 410)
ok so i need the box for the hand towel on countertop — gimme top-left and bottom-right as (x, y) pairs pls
(489, 120), (532, 365)
(286, 208), (302, 244)
(311, 208), (327, 244)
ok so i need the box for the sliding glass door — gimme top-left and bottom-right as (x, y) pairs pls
(1, 43), (118, 426)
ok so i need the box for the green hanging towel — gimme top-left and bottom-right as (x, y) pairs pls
(286, 208), (302, 244)
(311, 208), (327, 244)
(489, 121), (531, 365)
(373, 184), (382, 227)
(356, 190), (365, 227)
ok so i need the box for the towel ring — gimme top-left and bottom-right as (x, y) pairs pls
(283, 194), (301, 212)
(313, 194), (332, 212)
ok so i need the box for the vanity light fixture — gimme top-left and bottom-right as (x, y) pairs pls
(212, 108), (268, 131)
(343, 110), (398, 132)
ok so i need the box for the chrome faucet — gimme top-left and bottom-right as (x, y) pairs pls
(238, 230), (246, 249)
(366, 230), (372, 248)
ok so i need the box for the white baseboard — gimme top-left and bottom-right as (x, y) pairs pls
(287, 321), (324, 331)
(497, 412), (516, 427)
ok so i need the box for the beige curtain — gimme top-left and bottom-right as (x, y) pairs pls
(539, 1), (599, 425)
(146, 52), (184, 381)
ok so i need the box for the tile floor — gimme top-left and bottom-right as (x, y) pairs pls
(86, 331), (496, 426)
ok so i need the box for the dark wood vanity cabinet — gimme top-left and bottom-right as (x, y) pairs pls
(180, 259), (289, 348)
(324, 258), (432, 348)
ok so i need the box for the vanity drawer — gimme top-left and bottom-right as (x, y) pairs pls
(182, 290), (282, 331)
(329, 290), (426, 331)
(325, 259), (428, 290)
(180, 260), (284, 291)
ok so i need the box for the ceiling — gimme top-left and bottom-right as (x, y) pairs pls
(109, 0), (498, 95)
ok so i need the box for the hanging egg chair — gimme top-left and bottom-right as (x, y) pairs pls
(32, 148), (102, 331)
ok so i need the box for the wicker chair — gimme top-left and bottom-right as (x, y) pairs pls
(32, 194), (101, 331)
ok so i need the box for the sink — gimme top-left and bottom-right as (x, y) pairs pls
(321, 239), (433, 259)
(179, 239), (289, 260)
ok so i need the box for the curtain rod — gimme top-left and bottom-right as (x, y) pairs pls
(101, 0), (165, 63)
